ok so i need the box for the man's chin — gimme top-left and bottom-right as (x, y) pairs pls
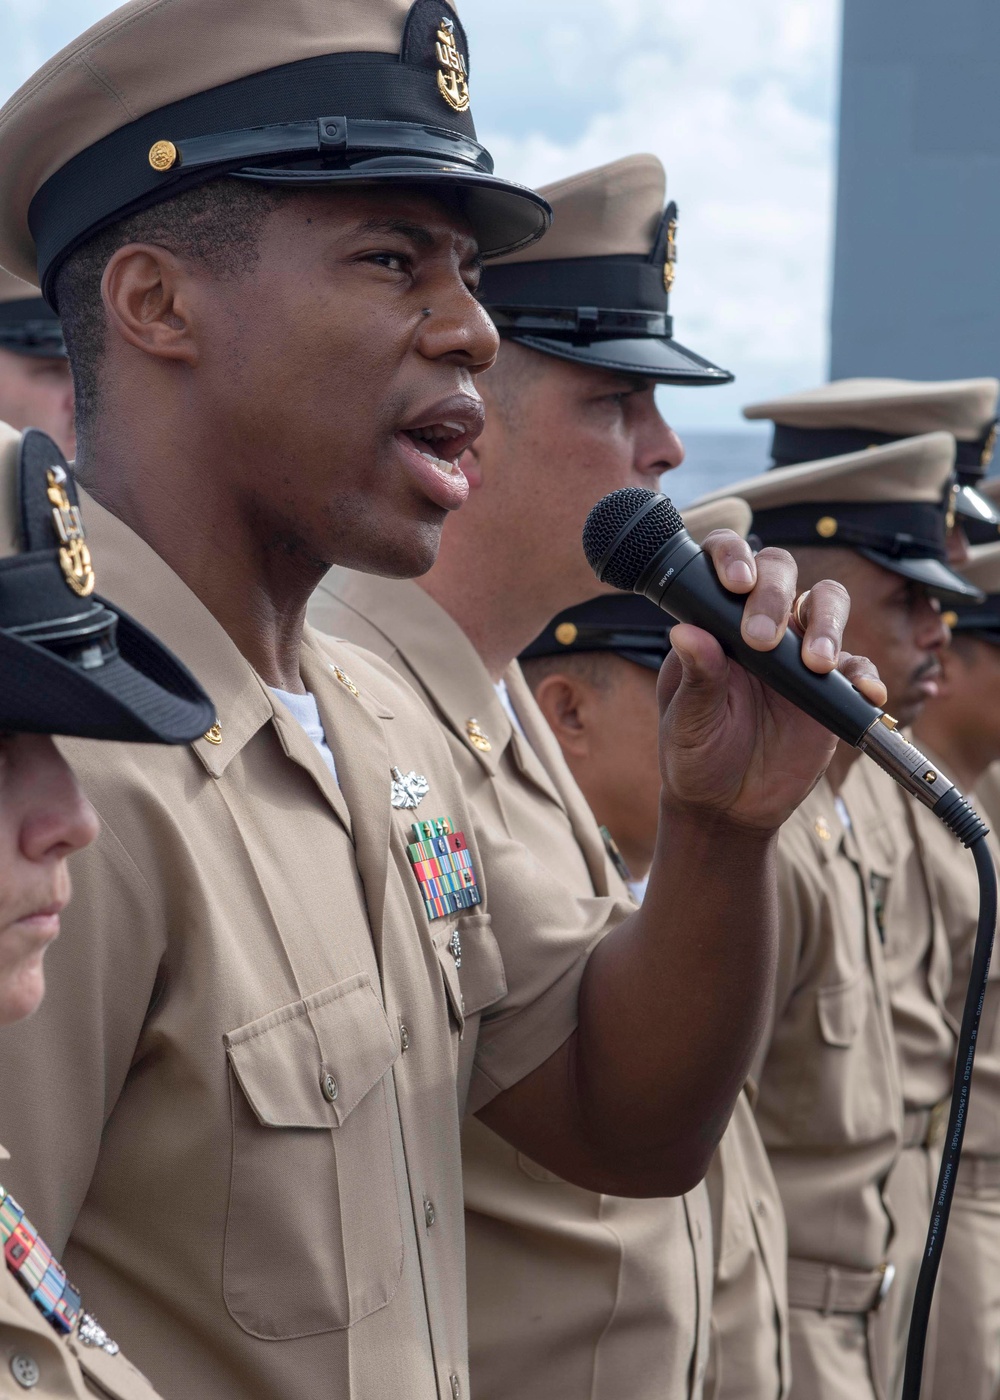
(339, 521), (444, 582)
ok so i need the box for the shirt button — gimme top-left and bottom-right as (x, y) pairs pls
(450, 1374), (462, 1399)
(399, 1024), (411, 1052)
(755, 1198), (766, 1217)
(10, 1354), (40, 1389)
(424, 1198), (436, 1228)
(322, 1073), (339, 1104)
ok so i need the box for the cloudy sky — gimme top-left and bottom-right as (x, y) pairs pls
(0, 0), (842, 431)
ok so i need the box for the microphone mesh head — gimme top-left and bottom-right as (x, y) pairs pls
(583, 488), (686, 590)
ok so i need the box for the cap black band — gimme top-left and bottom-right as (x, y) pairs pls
(752, 500), (947, 560)
(481, 255), (670, 340)
(30, 51), (482, 303)
(771, 420), (999, 482)
(0, 297), (64, 355)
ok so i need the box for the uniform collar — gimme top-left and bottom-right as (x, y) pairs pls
(77, 491), (399, 784)
(77, 488), (276, 775)
(316, 570), (514, 775)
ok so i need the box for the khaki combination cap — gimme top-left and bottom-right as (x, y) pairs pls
(0, 267), (65, 359)
(700, 433), (983, 605)
(478, 154), (731, 386)
(521, 496), (750, 671)
(942, 542), (1000, 642)
(0, 0), (551, 303)
(744, 376), (1000, 541)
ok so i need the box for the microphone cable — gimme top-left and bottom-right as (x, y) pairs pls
(901, 831), (997, 1400)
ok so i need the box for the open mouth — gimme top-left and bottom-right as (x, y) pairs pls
(399, 420), (471, 476)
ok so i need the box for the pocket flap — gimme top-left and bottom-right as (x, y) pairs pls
(817, 968), (866, 1047)
(433, 913), (507, 1030)
(225, 974), (399, 1129)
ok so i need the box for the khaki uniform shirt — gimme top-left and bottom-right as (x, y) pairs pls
(0, 1149), (162, 1400)
(704, 1090), (790, 1400)
(910, 772), (1000, 1159)
(309, 570), (715, 1399)
(754, 779), (903, 1275)
(0, 497), (630, 1400)
(842, 763), (955, 1119)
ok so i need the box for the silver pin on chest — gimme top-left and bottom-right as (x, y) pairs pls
(448, 929), (462, 968)
(391, 767), (430, 810)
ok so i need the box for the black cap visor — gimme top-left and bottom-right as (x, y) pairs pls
(955, 484), (1000, 544)
(233, 157), (550, 259)
(505, 331), (732, 386)
(0, 603), (215, 743)
(855, 548), (985, 606)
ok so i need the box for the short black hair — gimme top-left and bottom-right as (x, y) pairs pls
(520, 650), (621, 694)
(54, 178), (288, 431)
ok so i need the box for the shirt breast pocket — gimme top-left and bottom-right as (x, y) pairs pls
(796, 965), (887, 1141)
(222, 974), (403, 1339)
(433, 911), (507, 1035)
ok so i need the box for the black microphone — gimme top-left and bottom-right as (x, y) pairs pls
(583, 486), (985, 845)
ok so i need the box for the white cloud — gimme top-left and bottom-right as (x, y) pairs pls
(462, 0), (841, 429)
(0, 0), (841, 430)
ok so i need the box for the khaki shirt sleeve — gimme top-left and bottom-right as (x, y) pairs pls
(0, 752), (168, 1248)
(463, 812), (633, 1115)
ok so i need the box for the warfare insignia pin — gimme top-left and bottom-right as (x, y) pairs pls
(78, 1312), (120, 1355)
(406, 816), (482, 920)
(46, 467), (95, 598)
(465, 717), (492, 753)
(391, 766), (430, 810)
(332, 665), (360, 697)
(448, 929), (462, 968)
(436, 15), (470, 112)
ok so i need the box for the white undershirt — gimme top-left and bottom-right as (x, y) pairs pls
(833, 795), (852, 832)
(493, 678), (526, 739)
(271, 688), (339, 786)
(627, 875), (650, 904)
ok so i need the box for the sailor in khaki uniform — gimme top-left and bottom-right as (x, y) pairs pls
(0, 270), (74, 458)
(0, 420), (215, 1398)
(310, 157), (731, 1400)
(0, 5), (874, 1399)
(908, 546), (1000, 1400)
(745, 378), (996, 1398)
(699, 433), (980, 1400)
(517, 501), (790, 1400)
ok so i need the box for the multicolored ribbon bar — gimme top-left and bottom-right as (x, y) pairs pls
(407, 816), (482, 919)
(0, 1186), (81, 1335)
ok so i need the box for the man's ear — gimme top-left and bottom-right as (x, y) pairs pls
(101, 243), (200, 367)
(531, 671), (591, 760)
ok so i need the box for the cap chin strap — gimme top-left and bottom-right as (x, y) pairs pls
(167, 115), (492, 177)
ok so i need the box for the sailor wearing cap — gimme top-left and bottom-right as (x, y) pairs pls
(309, 155), (833, 1400)
(904, 547), (1000, 1400)
(0, 270), (74, 459)
(701, 432), (975, 1400)
(745, 377), (1000, 547)
(519, 498), (790, 1400)
(0, 5), (878, 1398)
(0, 419), (213, 1399)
